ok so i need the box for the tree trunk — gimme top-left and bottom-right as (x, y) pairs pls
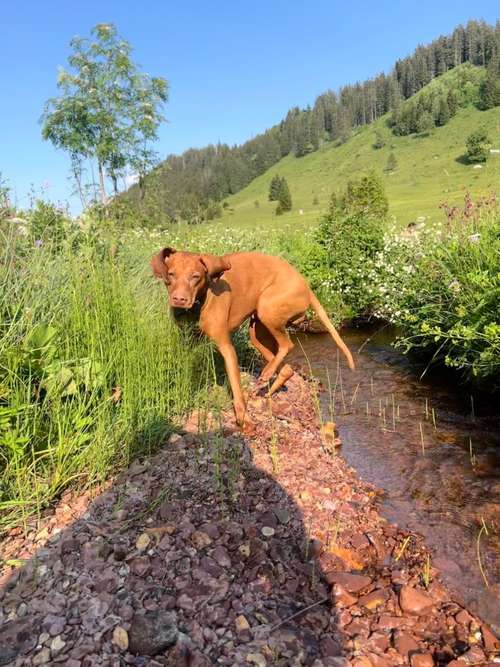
(98, 161), (108, 205)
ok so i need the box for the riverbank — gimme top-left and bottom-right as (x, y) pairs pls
(0, 373), (497, 665)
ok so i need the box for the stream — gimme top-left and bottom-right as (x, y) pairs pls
(290, 327), (500, 632)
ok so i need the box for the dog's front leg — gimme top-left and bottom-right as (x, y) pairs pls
(215, 338), (247, 427)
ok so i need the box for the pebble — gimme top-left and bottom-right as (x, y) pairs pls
(261, 526), (275, 538)
(399, 586), (434, 616)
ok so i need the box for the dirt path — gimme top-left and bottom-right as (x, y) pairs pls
(0, 374), (498, 666)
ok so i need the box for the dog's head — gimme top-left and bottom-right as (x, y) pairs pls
(151, 248), (231, 309)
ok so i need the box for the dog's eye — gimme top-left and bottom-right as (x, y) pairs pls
(192, 273), (201, 280)
(167, 272), (175, 278)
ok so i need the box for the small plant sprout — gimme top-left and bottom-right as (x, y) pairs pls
(425, 397), (429, 420)
(422, 553), (431, 588)
(469, 437), (477, 468)
(477, 517), (489, 588)
(419, 422), (425, 455)
(350, 382), (360, 406)
(431, 407), (437, 430)
(395, 535), (411, 561)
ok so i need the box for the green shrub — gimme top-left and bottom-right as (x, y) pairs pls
(316, 173), (387, 314)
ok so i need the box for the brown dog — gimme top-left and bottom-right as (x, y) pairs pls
(151, 248), (355, 426)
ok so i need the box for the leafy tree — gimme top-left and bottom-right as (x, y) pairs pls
(42, 23), (168, 206)
(254, 200), (260, 208)
(465, 128), (491, 163)
(268, 174), (282, 201)
(385, 152), (398, 172)
(373, 129), (386, 149)
(276, 178), (292, 215)
(447, 89), (459, 115)
(344, 172), (389, 219)
(416, 110), (435, 134)
(312, 194), (319, 206)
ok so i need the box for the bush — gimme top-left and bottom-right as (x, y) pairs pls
(316, 173), (387, 314)
(465, 128), (491, 163)
(367, 194), (500, 382)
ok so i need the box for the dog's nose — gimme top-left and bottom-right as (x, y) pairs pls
(172, 295), (188, 306)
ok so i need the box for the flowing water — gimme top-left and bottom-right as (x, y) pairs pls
(290, 327), (500, 632)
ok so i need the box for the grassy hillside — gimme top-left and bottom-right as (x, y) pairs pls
(217, 79), (500, 230)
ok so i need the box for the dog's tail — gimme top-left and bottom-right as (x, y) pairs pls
(309, 291), (355, 370)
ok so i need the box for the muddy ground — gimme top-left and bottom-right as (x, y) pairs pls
(0, 373), (498, 666)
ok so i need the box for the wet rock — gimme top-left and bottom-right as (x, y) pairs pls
(399, 586), (434, 616)
(50, 635), (66, 653)
(128, 610), (178, 655)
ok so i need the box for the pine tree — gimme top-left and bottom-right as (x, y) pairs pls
(385, 152), (398, 172)
(479, 51), (500, 109)
(373, 129), (386, 149)
(268, 174), (282, 201)
(436, 97), (451, 126)
(276, 178), (292, 215)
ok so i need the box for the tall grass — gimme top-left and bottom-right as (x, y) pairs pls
(0, 228), (213, 531)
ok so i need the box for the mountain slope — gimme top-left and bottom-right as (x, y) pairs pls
(216, 99), (500, 230)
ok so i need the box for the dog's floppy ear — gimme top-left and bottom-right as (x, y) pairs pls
(151, 247), (176, 280)
(199, 254), (231, 281)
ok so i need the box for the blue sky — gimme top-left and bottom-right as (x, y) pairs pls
(1, 1), (498, 211)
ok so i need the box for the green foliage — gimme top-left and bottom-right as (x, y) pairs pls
(465, 128), (491, 163)
(27, 200), (68, 247)
(0, 229), (213, 529)
(391, 63), (483, 136)
(373, 129), (386, 149)
(478, 51), (500, 109)
(317, 173), (387, 313)
(366, 194), (500, 382)
(268, 174), (282, 201)
(385, 152), (398, 172)
(275, 178), (292, 215)
(131, 23), (499, 224)
(41, 23), (168, 205)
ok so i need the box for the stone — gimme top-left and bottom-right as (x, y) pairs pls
(246, 653), (266, 666)
(399, 586), (434, 616)
(325, 572), (372, 593)
(358, 589), (388, 610)
(410, 654), (435, 667)
(129, 610), (178, 655)
(261, 526), (275, 538)
(235, 615), (251, 633)
(33, 648), (51, 665)
(331, 583), (357, 607)
(50, 636), (66, 653)
(212, 545), (231, 568)
(112, 626), (129, 651)
(191, 531), (212, 549)
(394, 631), (419, 655)
(457, 646), (486, 664)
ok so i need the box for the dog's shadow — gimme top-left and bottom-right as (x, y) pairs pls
(0, 418), (343, 665)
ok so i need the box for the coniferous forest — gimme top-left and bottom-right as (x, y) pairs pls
(127, 19), (500, 224)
